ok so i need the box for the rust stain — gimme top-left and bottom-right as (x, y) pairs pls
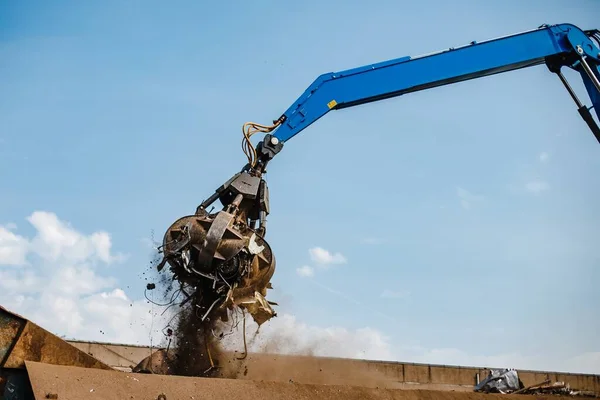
(0, 307), (26, 366)
(1, 306), (111, 370)
(4, 322), (112, 370)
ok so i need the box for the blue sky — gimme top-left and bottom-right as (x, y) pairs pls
(1, 0), (599, 373)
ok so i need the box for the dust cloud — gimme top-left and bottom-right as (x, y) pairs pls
(140, 237), (387, 378)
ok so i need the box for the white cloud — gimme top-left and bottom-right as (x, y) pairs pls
(456, 186), (484, 210)
(0, 269), (40, 293)
(296, 265), (314, 277)
(380, 289), (410, 299)
(26, 211), (126, 264)
(309, 247), (346, 266)
(0, 211), (168, 347)
(0, 225), (29, 265)
(296, 247), (347, 278)
(525, 179), (549, 194)
(539, 152), (550, 162)
(53, 265), (117, 296)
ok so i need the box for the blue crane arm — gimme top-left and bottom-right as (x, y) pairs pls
(189, 24), (599, 270)
(268, 23), (600, 144)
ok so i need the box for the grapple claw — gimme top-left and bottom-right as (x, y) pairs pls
(157, 166), (277, 326)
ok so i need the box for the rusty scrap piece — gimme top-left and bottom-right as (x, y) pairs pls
(0, 306), (24, 367)
(0, 306), (110, 371)
(157, 203), (276, 327)
(512, 379), (598, 397)
(132, 349), (174, 375)
(511, 378), (551, 395)
(203, 329), (216, 375)
(155, 155), (281, 329)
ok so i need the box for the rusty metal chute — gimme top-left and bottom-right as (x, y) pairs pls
(1, 306), (112, 399)
(0, 306), (111, 371)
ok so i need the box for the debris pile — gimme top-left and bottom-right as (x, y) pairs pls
(474, 369), (598, 397)
(474, 369), (522, 394)
(513, 381), (599, 397)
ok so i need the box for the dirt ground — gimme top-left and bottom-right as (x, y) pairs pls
(26, 360), (578, 400)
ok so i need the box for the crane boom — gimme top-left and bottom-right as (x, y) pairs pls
(156, 23), (600, 331)
(267, 23), (600, 146)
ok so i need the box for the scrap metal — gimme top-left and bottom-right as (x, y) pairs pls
(0, 306), (110, 371)
(474, 369), (522, 394)
(156, 140), (281, 326)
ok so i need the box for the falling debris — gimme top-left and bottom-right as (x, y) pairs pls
(145, 172), (282, 377)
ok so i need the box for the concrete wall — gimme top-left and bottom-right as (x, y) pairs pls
(67, 340), (156, 372)
(222, 353), (600, 393)
(66, 340), (600, 394)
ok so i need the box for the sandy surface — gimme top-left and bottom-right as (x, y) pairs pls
(214, 351), (476, 390)
(25, 360), (578, 400)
